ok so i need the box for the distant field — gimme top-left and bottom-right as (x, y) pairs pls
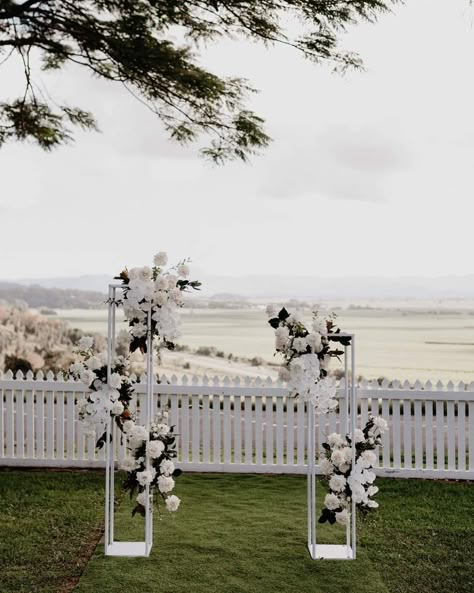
(54, 307), (474, 383)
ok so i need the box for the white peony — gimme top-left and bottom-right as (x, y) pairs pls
(78, 336), (94, 350)
(154, 252), (168, 267)
(335, 509), (351, 525)
(177, 263), (190, 278)
(169, 287), (183, 305)
(147, 439), (165, 459)
(138, 266), (151, 281)
(154, 290), (169, 306)
(341, 447), (353, 464)
(329, 474), (347, 493)
(158, 475), (175, 493)
(353, 429), (365, 443)
(165, 495), (180, 512)
(166, 274), (178, 289)
(154, 275), (169, 291)
(160, 459), (175, 476)
(128, 424), (148, 449)
(324, 493), (342, 511)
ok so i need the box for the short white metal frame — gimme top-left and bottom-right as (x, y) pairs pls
(307, 334), (356, 560)
(104, 284), (154, 557)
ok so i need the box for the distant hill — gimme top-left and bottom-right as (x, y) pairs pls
(0, 282), (107, 309)
(5, 273), (474, 300)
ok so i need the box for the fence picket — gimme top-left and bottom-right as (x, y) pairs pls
(181, 393), (190, 464)
(392, 399), (401, 469)
(212, 394), (221, 464)
(202, 393), (210, 464)
(414, 400), (422, 469)
(265, 394), (274, 465)
(5, 387), (13, 458)
(192, 393), (200, 463)
(436, 400), (445, 470)
(56, 390), (64, 460)
(276, 396), (284, 466)
(255, 395), (263, 465)
(223, 393), (231, 464)
(447, 401), (456, 471)
(425, 401), (434, 470)
(457, 401), (466, 471)
(403, 399), (412, 469)
(244, 395), (252, 465)
(26, 389), (35, 459)
(286, 397), (294, 466)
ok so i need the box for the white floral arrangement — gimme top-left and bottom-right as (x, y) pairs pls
(318, 416), (388, 526)
(115, 251), (201, 354)
(267, 306), (351, 413)
(70, 251), (200, 516)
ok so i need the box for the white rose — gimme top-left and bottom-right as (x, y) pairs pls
(147, 439), (165, 459)
(341, 447), (353, 464)
(112, 401), (124, 416)
(367, 485), (379, 497)
(85, 356), (102, 371)
(158, 475), (175, 493)
(154, 252), (168, 267)
(136, 469), (156, 486)
(169, 287), (183, 304)
(335, 508), (351, 525)
(166, 274), (178, 289)
(109, 373), (122, 389)
(177, 263), (190, 278)
(160, 459), (175, 476)
(80, 369), (96, 386)
(128, 267), (140, 280)
(165, 495), (180, 512)
(354, 429), (365, 443)
(329, 474), (347, 493)
(136, 491), (149, 507)
(154, 423), (170, 437)
(120, 456), (138, 472)
(372, 416), (388, 434)
(292, 337), (308, 353)
(130, 322), (147, 338)
(123, 420), (135, 434)
(275, 326), (290, 350)
(360, 450), (376, 469)
(69, 361), (84, 375)
(312, 317), (327, 335)
(327, 433), (345, 448)
(324, 493), (341, 511)
(138, 266), (152, 281)
(78, 336), (94, 350)
(362, 470), (376, 484)
(306, 331), (322, 352)
(330, 449), (345, 467)
(319, 457), (334, 475)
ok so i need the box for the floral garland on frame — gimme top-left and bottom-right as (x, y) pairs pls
(70, 252), (200, 517)
(267, 306), (351, 414)
(319, 416), (388, 525)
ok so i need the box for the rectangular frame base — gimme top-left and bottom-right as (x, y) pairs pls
(105, 542), (152, 557)
(307, 544), (354, 560)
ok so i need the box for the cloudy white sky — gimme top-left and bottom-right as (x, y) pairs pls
(1, 0), (474, 283)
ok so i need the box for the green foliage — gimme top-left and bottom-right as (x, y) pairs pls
(0, 0), (397, 161)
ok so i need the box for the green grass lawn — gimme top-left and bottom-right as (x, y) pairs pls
(1, 471), (473, 593)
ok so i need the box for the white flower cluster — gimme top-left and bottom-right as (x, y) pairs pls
(267, 306), (343, 414)
(319, 416), (388, 525)
(119, 412), (181, 514)
(71, 337), (130, 435)
(122, 252), (196, 346)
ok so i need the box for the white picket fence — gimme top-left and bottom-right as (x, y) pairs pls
(0, 370), (473, 480)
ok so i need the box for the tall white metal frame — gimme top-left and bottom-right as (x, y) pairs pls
(307, 334), (356, 560)
(104, 284), (154, 557)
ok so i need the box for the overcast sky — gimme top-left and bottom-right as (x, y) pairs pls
(1, 0), (474, 283)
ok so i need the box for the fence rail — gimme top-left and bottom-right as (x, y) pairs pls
(1, 371), (473, 480)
